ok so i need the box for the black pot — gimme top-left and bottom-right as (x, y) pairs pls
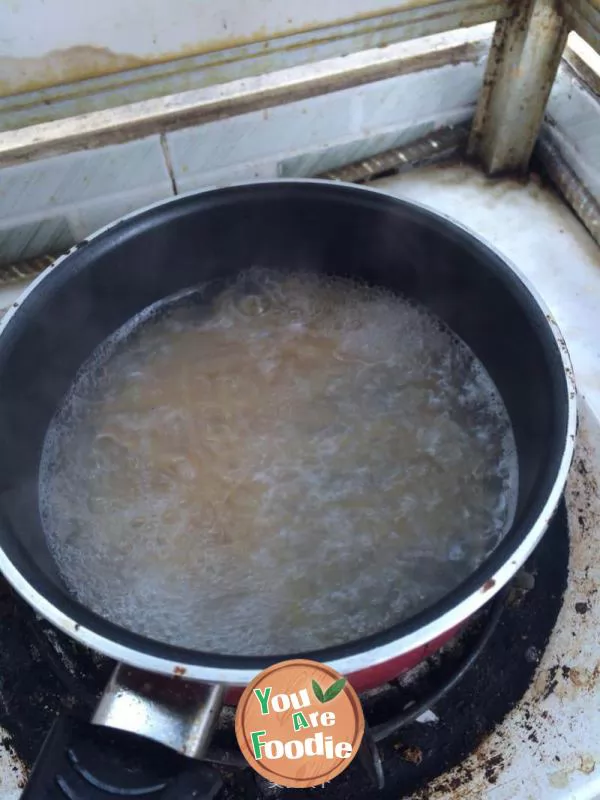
(0, 180), (575, 797)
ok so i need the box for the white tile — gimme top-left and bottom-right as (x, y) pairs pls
(166, 61), (483, 188)
(0, 136), (172, 218)
(278, 120), (451, 177)
(547, 66), (600, 200)
(357, 61), (484, 135)
(68, 183), (174, 240)
(0, 215), (74, 263)
(166, 91), (360, 182)
(175, 160), (279, 195)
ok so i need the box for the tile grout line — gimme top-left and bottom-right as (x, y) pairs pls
(160, 134), (179, 196)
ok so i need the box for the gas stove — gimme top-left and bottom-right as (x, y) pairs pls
(0, 167), (598, 799)
(0, 499), (569, 799)
(0, 431), (596, 800)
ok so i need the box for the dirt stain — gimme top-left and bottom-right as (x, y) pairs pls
(0, 47), (147, 95)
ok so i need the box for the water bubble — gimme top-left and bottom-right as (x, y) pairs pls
(40, 269), (518, 655)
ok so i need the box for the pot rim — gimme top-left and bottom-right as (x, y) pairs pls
(0, 178), (577, 685)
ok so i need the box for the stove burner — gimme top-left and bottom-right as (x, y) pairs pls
(371, 588), (508, 745)
(0, 501), (569, 798)
(356, 587), (509, 790)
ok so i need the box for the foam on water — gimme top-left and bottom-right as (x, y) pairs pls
(39, 269), (518, 654)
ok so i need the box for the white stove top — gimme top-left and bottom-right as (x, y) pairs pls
(0, 164), (598, 799)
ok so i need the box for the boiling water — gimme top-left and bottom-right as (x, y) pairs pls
(40, 270), (518, 654)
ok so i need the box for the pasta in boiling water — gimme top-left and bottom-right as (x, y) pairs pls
(40, 270), (518, 654)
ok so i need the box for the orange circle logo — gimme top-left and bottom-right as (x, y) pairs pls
(235, 659), (364, 788)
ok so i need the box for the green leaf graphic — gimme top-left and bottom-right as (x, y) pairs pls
(312, 679), (325, 703)
(323, 678), (347, 703)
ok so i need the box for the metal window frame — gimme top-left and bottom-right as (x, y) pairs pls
(0, 30), (490, 168)
(0, 1), (509, 132)
(0, 0), (598, 177)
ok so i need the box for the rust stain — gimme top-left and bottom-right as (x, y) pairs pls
(394, 743), (423, 765)
(527, 431), (600, 705)
(533, 658), (600, 701)
(550, 754), (597, 788)
(534, 664), (561, 700)
(565, 443), (600, 646)
(482, 578), (496, 592)
(173, 665), (187, 676)
(0, 36), (487, 166)
(549, 769), (570, 789)
(560, 663), (587, 697)
(580, 754), (596, 774)
(527, 415), (600, 709)
(0, 46), (147, 96)
(1, 1), (506, 99)
(0, 34), (286, 97)
(411, 734), (509, 798)
(0, 4), (392, 96)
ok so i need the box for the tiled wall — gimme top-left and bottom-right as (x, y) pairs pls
(165, 63), (482, 191)
(0, 58), (485, 266)
(1, 48), (598, 270)
(0, 137), (173, 264)
(546, 64), (600, 201)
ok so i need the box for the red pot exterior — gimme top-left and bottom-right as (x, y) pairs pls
(223, 623), (461, 704)
(343, 624), (461, 693)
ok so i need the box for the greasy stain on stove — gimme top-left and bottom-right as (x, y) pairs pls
(0, 419), (597, 797)
(530, 450), (600, 709)
(0, 503), (571, 797)
(413, 411), (600, 800)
